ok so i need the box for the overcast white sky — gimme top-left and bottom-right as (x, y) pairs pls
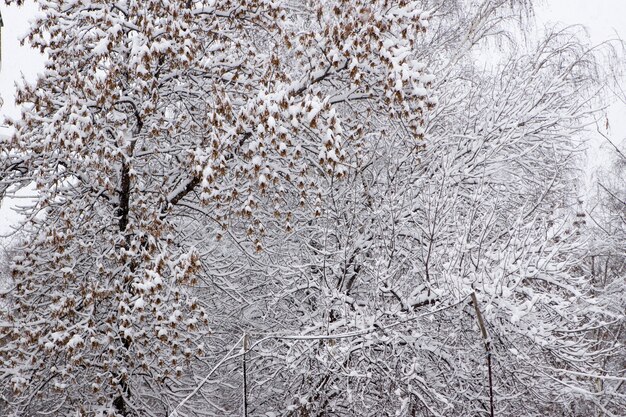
(536, 0), (626, 171)
(0, 0), (625, 237)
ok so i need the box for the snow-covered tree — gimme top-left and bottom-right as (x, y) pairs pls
(0, 0), (433, 415)
(580, 138), (626, 416)
(1, 0), (623, 416)
(175, 3), (624, 416)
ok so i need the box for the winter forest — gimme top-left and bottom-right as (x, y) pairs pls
(0, 0), (624, 416)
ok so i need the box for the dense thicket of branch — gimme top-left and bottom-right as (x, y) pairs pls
(0, 0), (623, 416)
